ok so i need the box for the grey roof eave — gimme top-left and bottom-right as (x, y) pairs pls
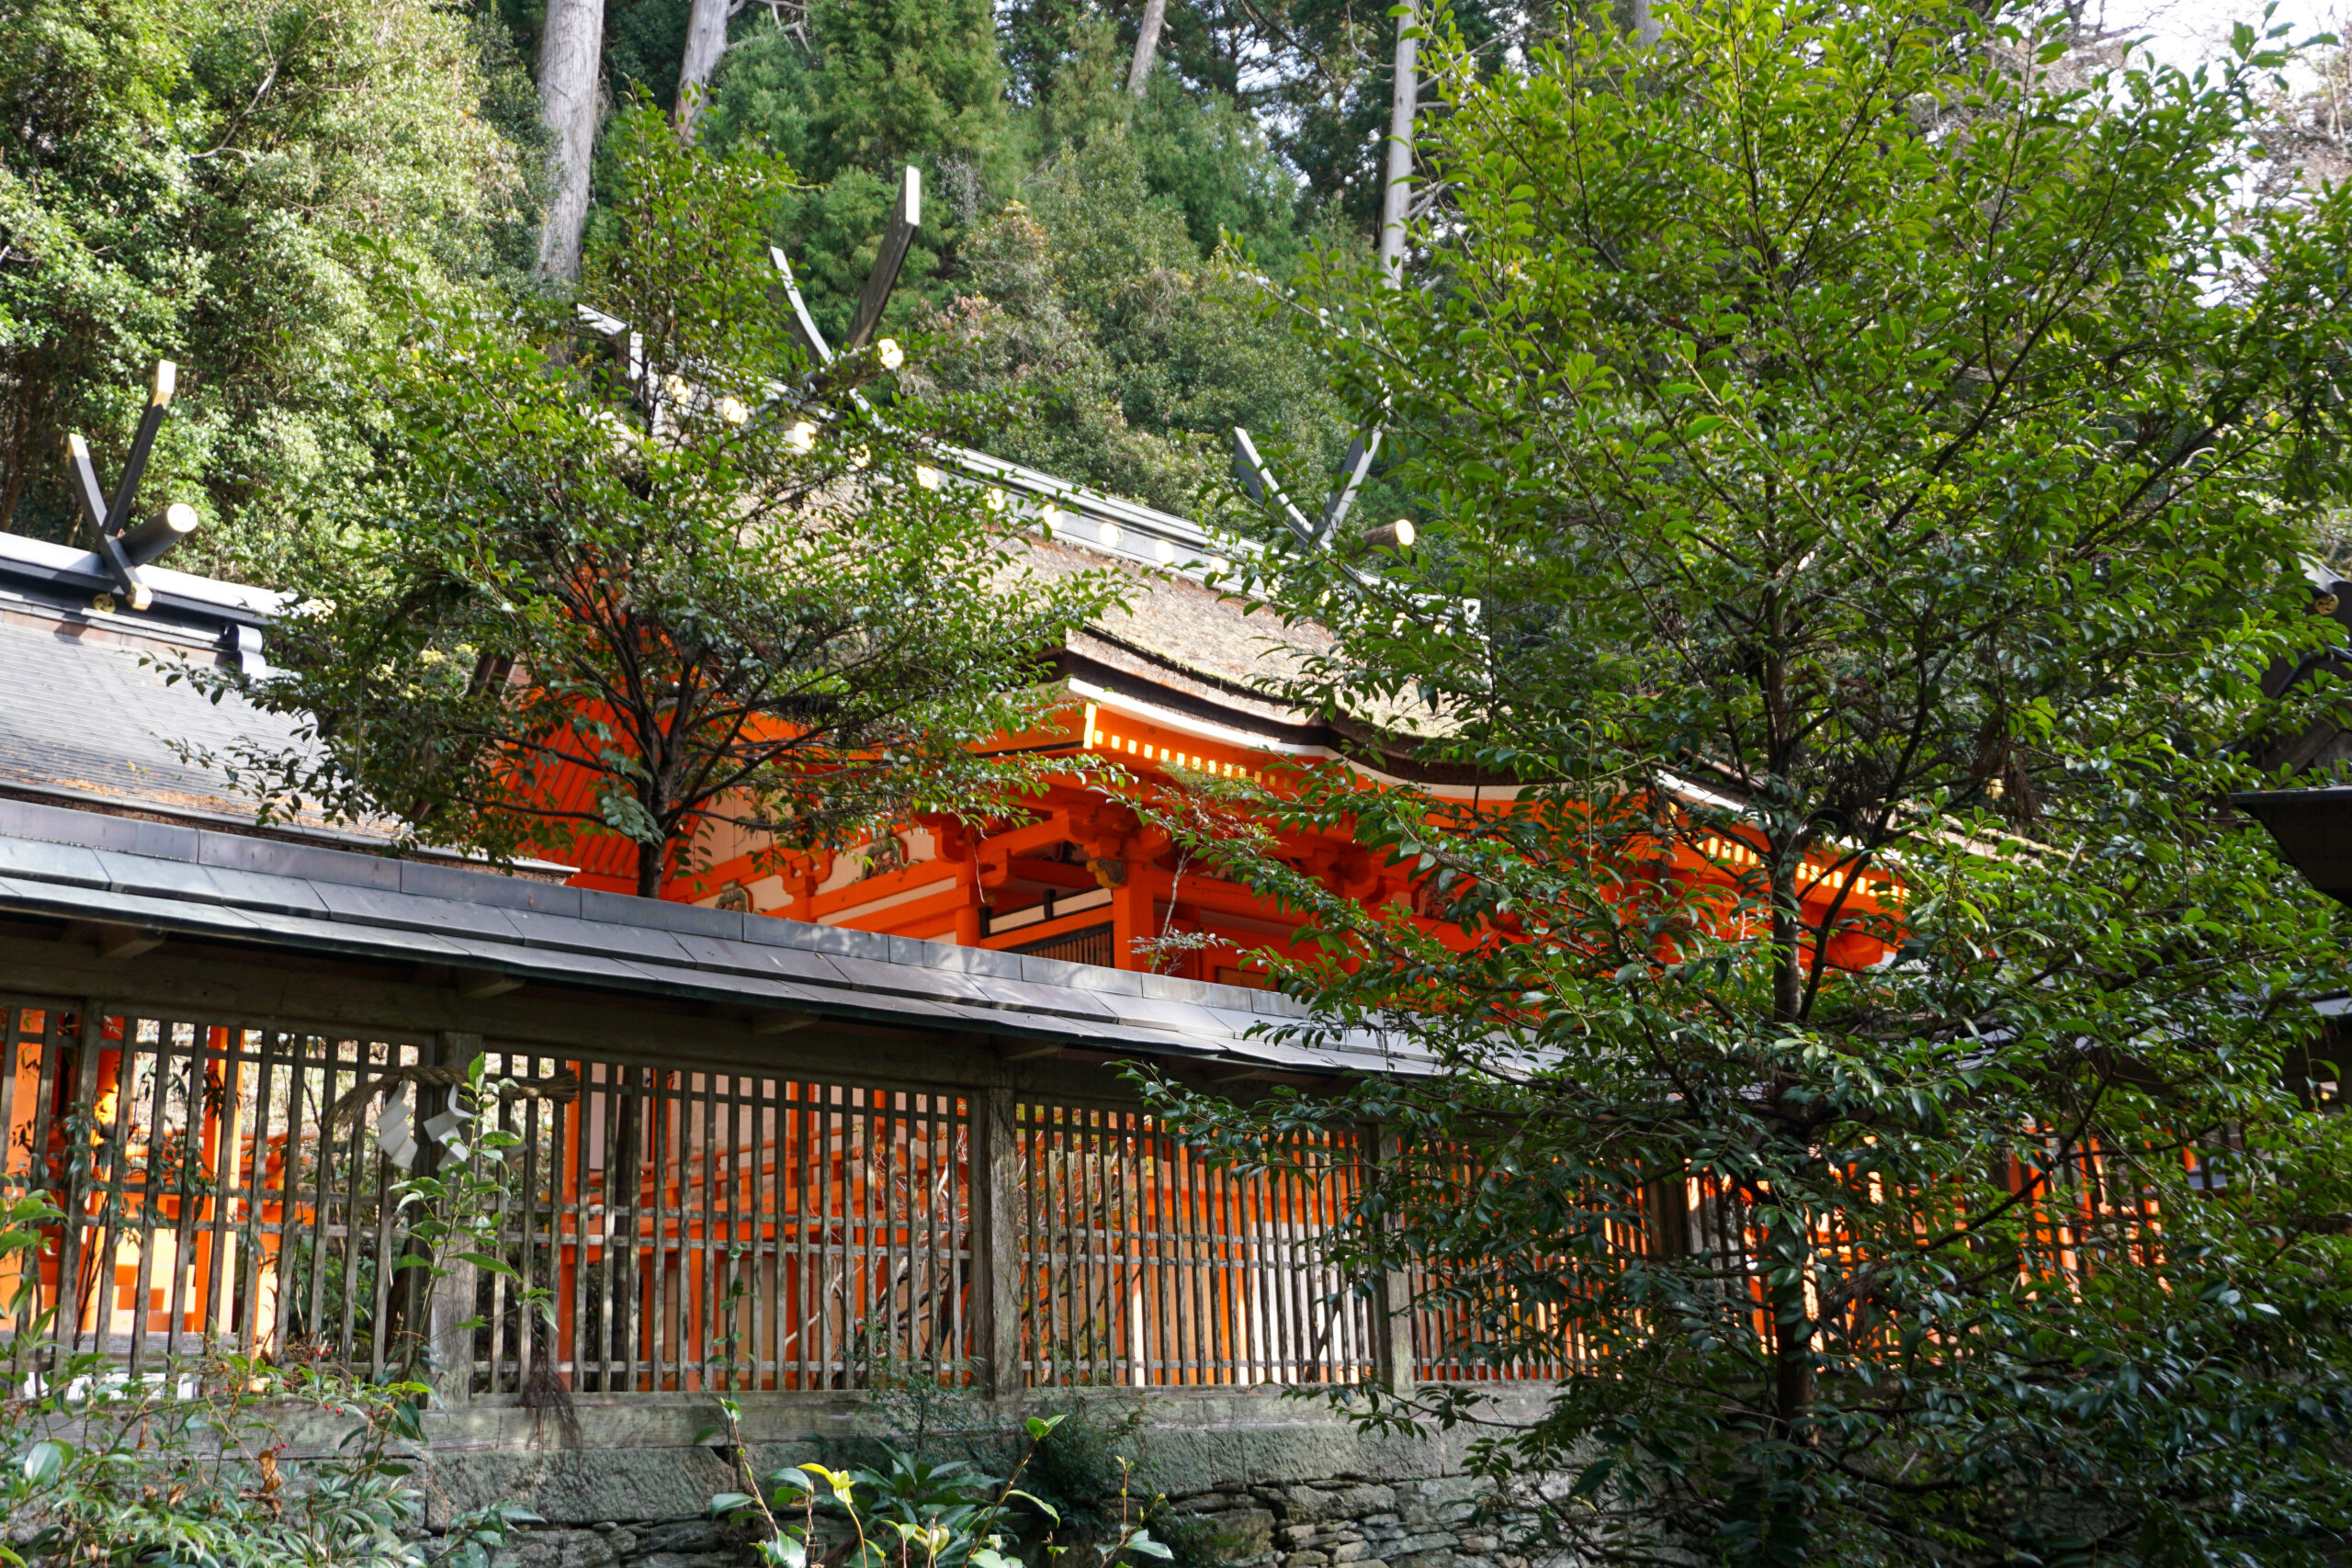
(0, 796), (1432, 1079)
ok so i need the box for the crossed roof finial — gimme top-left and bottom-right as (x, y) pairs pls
(62, 361), (199, 612)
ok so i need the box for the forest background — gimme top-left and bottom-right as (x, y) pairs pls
(0, 0), (1478, 577)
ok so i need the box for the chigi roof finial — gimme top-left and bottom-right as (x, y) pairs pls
(61, 360), (200, 613)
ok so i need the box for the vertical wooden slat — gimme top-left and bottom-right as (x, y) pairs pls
(1071, 1110), (1092, 1382)
(1020, 1103), (1044, 1384)
(326, 1041), (362, 1368)
(1273, 1143), (1301, 1382)
(877, 1088), (896, 1377)
(265, 1036), (311, 1362)
(759, 1075), (780, 1391)
(1118, 1112), (1141, 1386)
(1072, 1107), (1094, 1382)
(200, 1030), (248, 1346)
(1224, 1151), (1250, 1386)
(480, 1057), (512, 1393)
(424, 1032), (482, 1405)
(23, 1009), (67, 1209)
(784, 1081), (803, 1390)
(579, 1065), (605, 1392)
(552, 1055), (578, 1388)
(922, 1095), (942, 1371)
(367, 1048), (401, 1381)
(1147, 1123), (1173, 1385)
(708, 1072), (730, 1390)
(1161, 1134), (1188, 1387)
(52, 1006), (107, 1356)
(620, 1068), (646, 1394)
(128, 1020), (183, 1372)
(1028, 1103), (1050, 1383)
(1077, 1109), (1095, 1382)
(512, 1064), (538, 1393)
(969, 1085), (1019, 1397)
(820, 1083), (839, 1387)
(878, 1089), (899, 1376)
(620, 1068), (645, 1394)
(661, 1069), (678, 1392)
(1084, 1110), (1106, 1382)
(797, 1080), (818, 1390)
(0, 1008), (24, 1190)
(89, 1013), (146, 1358)
(695, 1069), (717, 1391)
(598, 1063), (624, 1393)
(1051, 1106), (1076, 1385)
(880, 1089), (899, 1376)
(230, 1029), (280, 1353)
(1183, 1143), (1211, 1387)
(873, 1088), (890, 1379)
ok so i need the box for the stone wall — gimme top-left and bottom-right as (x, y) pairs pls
(448, 1387), (1556, 1568)
(488, 1474), (1528, 1568)
(1169, 1474), (1526, 1568)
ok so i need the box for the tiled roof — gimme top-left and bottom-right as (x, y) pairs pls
(0, 564), (347, 835)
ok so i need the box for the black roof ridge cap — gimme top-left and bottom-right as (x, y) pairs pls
(0, 529), (285, 623)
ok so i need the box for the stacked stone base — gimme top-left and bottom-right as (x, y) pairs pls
(1172, 1475), (1527, 1568)
(490, 1487), (1529, 1568)
(492, 1518), (746, 1568)
(440, 1386), (1560, 1568)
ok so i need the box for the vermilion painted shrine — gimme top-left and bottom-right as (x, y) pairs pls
(0, 335), (2238, 1561)
(0, 394), (1577, 1549)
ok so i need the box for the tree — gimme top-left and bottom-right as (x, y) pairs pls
(536, 0), (607, 280)
(0, 0), (539, 577)
(1144, 2), (2352, 1562)
(676, 0), (737, 137)
(189, 114), (1122, 897)
(901, 132), (1361, 514)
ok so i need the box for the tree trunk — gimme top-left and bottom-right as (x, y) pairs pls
(1125, 0), (1170, 96)
(536, 0), (606, 282)
(674, 0), (733, 141)
(637, 838), (664, 899)
(1376, 0), (1419, 279)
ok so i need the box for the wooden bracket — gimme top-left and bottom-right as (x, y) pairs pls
(63, 920), (164, 960)
(752, 1010), (817, 1037)
(998, 1039), (1063, 1063)
(452, 967), (524, 1000)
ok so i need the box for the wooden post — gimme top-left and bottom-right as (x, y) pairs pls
(424, 1031), (484, 1406)
(1111, 863), (1150, 971)
(1373, 1127), (1415, 1395)
(969, 1083), (1023, 1400)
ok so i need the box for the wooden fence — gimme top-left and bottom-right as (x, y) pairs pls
(0, 997), (1396, 1397)
(0, 992), (2213, 1402)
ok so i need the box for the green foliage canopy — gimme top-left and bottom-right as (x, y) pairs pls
(1145, 2), (2352, 1562)
(187, 118), (1122, 897)
(0, 0), (541, 581)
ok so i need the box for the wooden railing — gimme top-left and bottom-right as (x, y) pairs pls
(0, 995), (1411, 1397)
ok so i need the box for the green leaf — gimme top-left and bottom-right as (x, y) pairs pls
(20, 1439), (69, 1484)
